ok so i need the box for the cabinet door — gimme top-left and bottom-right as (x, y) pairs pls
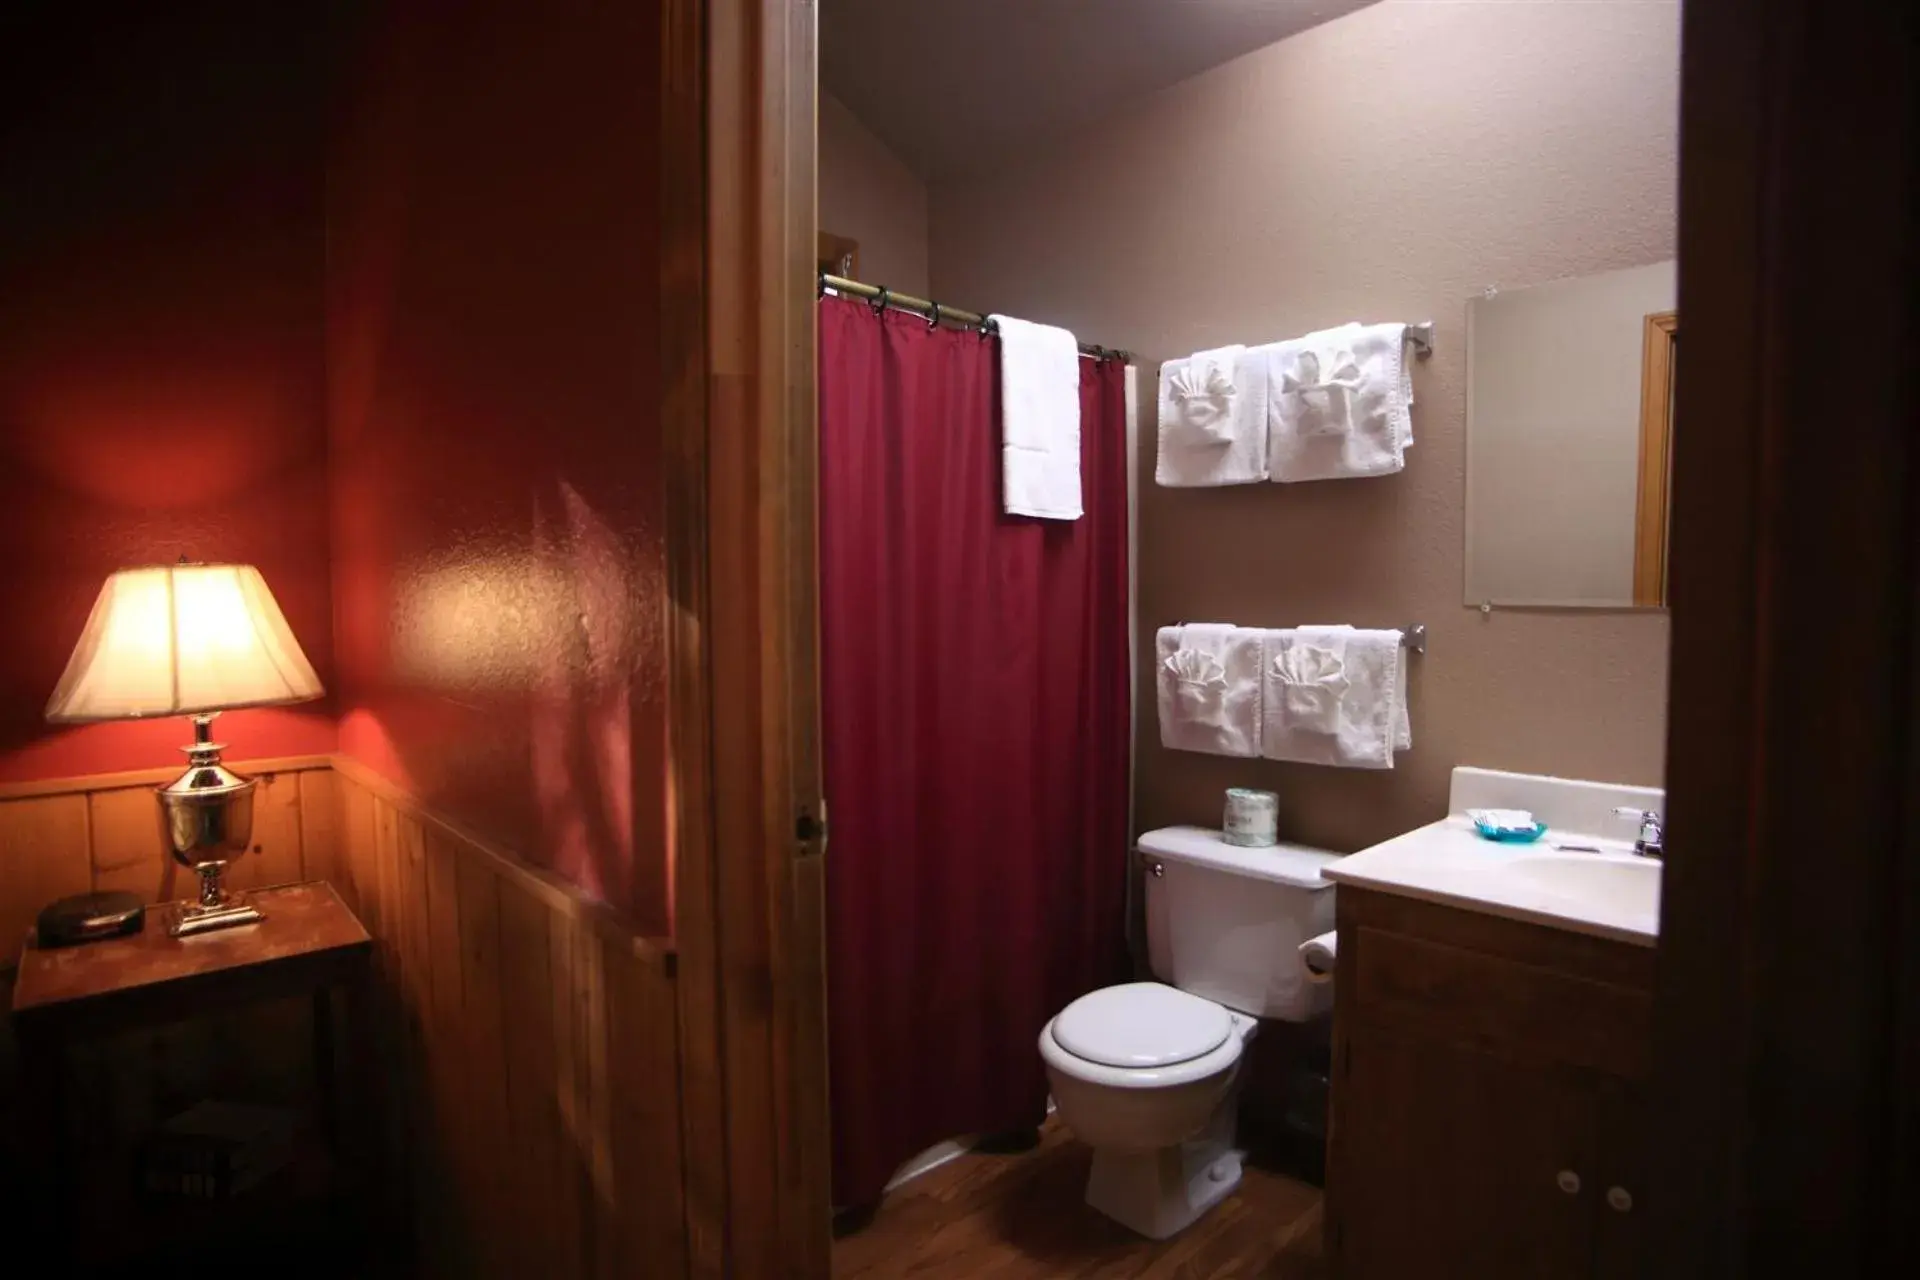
(1590, 1083), (1646, 1280)
(1330, 1024), (1598, 1280)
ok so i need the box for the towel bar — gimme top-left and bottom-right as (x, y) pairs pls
(1407, 322), (1435, 359)
(1169, 622), (1427, 653)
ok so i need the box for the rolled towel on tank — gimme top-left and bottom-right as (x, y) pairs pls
(1299, 930), (1338, 984)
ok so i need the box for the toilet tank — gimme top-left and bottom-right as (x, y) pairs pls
(1139, 826), (1339, 1022)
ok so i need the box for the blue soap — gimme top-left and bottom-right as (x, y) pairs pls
(1473, 819), (1549, 843)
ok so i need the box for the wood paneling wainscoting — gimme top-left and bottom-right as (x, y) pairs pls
(323, 758), (687, 1279)
(0, 756), (339, 954)
(2, 758), (688, 1279)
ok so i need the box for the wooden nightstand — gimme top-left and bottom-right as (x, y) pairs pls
(9, 881), (383, 1261)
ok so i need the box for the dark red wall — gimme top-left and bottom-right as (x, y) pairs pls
(0, 2), (338, 782)
(327, 2), (671, 933)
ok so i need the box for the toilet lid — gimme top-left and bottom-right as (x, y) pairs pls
(1050, 982), (1232, 1069)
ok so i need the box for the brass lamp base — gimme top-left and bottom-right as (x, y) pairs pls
(158, 715), (264, 938)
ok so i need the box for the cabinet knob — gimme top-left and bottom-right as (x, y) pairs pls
(1556, 1170), (1582, 1195)
(1607, 1186), (1633, 1213)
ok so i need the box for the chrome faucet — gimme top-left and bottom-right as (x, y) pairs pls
(1613, 807), (1664, 859)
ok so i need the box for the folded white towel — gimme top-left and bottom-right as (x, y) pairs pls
(1155, 344), (1275, 487)
(992, 313), (1082, 520)
(1260, 626), (1409, 769)
(1164, 344), (1244, 445)
(1266, 322), (1416, 482)
(1271, 632), (1350, 734)
(1156, 623), (1262, 757)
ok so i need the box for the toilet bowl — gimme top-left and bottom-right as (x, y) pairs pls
(1040, 982), (1257, 1239)
(1041, 826), (1339, 1239)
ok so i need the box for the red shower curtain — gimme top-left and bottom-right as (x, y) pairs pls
(819, 295), (1131, 1207)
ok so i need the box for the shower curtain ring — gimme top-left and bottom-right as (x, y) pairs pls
(869, 287), (890, 316)
(927, 302), (941, 330)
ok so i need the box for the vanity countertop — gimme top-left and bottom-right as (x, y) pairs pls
(1323, 814), (1660, 947)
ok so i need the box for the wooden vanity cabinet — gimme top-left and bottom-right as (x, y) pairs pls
(1325, 887), (1656, 1280)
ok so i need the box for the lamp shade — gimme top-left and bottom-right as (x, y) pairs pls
(45, 564), (324, 723)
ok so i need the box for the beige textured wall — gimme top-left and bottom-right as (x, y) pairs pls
(819, 91), (929, 297)
(1467, 259), (1676, 605)
(929, 0), (1678, 853)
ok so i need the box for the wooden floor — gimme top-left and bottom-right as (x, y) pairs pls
(833, 1122), (1327, 1279)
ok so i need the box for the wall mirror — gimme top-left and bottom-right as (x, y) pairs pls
(1465, 260), (1676, 608)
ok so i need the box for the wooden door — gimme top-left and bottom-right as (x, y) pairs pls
(1332, 1025), (1598, 1280)
(1652, 0), (1919, 1271)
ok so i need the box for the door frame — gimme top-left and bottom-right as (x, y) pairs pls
(687, 0), (1918, 1274)
(671, 1), (831, 1278)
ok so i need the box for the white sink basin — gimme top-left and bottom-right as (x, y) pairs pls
(1324, 766), (1668, 945)
(1505, 852), (1660, 920)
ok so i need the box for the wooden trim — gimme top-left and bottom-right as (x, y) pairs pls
(1632, 309), (1678, 606)
(686, 0), (832, 1275)
(0, 754), (332, 801)
(775, 0), (831, 1267)
(1650, 0), (1918, 1270)
(705, 0), (770, 1263)
(329, 755), (674, 973)
(659, 0), (726, 1273)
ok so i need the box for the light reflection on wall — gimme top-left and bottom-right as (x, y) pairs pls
(325, 0), (671, 932)
(395, 552), (574, 693)
(391, 483), (642, 908)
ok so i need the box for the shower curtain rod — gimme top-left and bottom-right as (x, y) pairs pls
(820, 272), (1132, 363)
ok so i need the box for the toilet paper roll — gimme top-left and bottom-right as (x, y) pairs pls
(1300, 930), (1338, 984)
(1222, 788), (1279, 847)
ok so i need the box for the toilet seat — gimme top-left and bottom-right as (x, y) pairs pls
(1041, 982), (1248, 1090)
(1053, 982), (1231, 1067)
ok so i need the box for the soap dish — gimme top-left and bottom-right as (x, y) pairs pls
(1473, 818), (1549, 843)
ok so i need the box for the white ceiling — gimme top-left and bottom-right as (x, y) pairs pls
(820, 0), (1381, 181)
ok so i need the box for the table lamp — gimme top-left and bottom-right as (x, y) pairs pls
(45, 562), (324, 936)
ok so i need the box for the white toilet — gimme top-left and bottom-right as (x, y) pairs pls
(1038, 825), (1338, 1239)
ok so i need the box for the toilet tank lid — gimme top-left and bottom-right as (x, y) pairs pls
(1137, 826), (1340, 890)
